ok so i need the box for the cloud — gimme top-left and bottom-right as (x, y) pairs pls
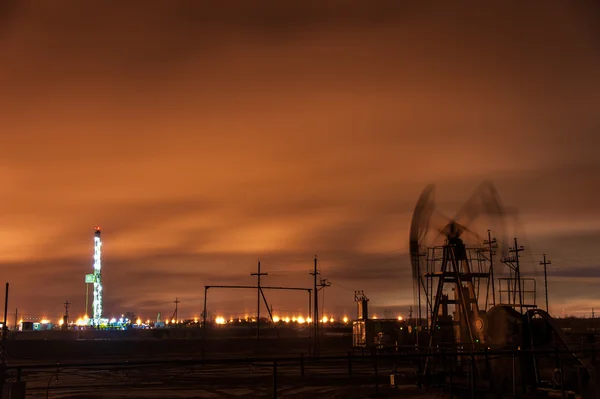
(0, 1), (598, 319)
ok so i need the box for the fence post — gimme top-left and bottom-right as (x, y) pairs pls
(272, 361), (278, 399)
(470, 353), (476, 399)
(348, 351), (352, 377)
(512, 351), (516, 396)
(373, 351), (379, 397)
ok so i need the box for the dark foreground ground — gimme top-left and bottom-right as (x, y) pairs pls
(5, 323), (598, 398)
(5, 328), (423, 398)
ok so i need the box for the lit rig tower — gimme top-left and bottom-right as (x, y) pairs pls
(92, 227), (103, 325)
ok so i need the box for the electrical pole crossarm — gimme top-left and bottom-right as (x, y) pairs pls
(251, 261), (268, 343)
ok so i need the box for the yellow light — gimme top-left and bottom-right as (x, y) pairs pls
(306, 317), (312, 323)
(146, 319), (151, 324)
(397, 316), (403, 321)
(75, 318), (87, 326)
(215, 316), (226, 325)
(297, 316), (305, 324)
(171, 319), (176, 324)
(329, 317), (334, 323)
(284, 317), (290, 323)
(58, 319), (64, 326)
(343, 316), (349, 323)
(136, 319), (142, 326)
(40, 319), (50, 324)
(273, 316), (280, 323)
(292, 316), (297, 322)
(18, 319), (22, 324)
(321, 316), (328, 323)
(229, 318), (233, 323)
(194, 318), (198, 323)
(373, 315), (377, 319)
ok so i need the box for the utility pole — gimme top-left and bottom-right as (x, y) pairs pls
(484, 230), (498, 308)
(173, 297), (180, 323)
(1, 283), (9, 388)
(251, 261), (267, 342)
(539, 254), (551, 313)
(63, 300), (70, 327)
(505, 238), (525, 313)
(310, 255), (319, 355)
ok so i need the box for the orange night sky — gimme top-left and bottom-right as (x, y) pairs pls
(0, 2), (599, 322)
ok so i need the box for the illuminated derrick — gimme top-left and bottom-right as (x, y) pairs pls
(92, 227), (103, 325)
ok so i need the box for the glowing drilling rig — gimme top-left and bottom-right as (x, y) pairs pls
(92, 226), (103, 325)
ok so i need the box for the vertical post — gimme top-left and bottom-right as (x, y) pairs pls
(508, 238), (525, 313)
(251, 261), (268, 343)
(485, 230), (497, 308)
(311, 255), (319, 356)
(63, 300), (70, 326)
(373, 350), (379, 397)
(348, 351), (352, 377)
(85, 283), (89, 317)
(272, 361), (278, 399)
(470, 353), (476, 399)
(173, 297), (180, 323)
(512, 351), (516, 396)
(202, 286), (208, 360)
(13, 309), (17, 332)
(539, 254), (551, 312)
(1, 282), (9, 388)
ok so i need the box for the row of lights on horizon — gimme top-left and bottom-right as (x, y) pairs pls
(28, 314), (404, 327)
(214, 315), (403, 325)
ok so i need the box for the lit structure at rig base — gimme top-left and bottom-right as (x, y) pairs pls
(92, 227), (103, 325)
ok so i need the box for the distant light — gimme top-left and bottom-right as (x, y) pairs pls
(194, 318), (198, 323)
(306, 317), (312, 323)
(273, 316), (280, 323)
(215, 316), (226, 325)
(284, 317), (290, 323)
(136, 319), (142, 326)
(40, 319), (50, 324)
(76, 318), (87, 326)
(343, 316), (349, 323)
(58, 319), (64, 326)
(292, 316), (297, 322)
(110, 318), (117, 323)
(329, 317), (334, 323)
(373, 315), (377, 319)
(171, 319), (175, 324)
(397, 316), (403, 321)
(297, 316), (305, 324)
(321, 316), (328, 323)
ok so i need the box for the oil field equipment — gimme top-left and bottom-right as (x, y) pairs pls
(408, 182), (598, 398)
